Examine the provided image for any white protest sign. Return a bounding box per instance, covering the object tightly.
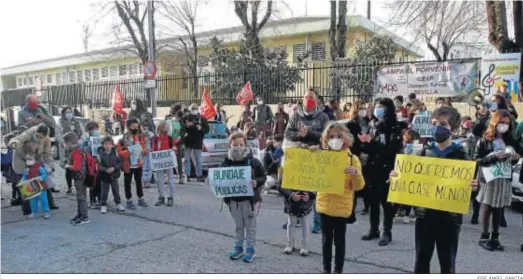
[90,137,103,158]
[481,161,512,184]
[412,113,433,138]
[149,150,177,171]
[208,166,254,198]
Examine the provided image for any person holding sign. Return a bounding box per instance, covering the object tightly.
[390,106,479,274]
[21,155,50,219]
[474,109,522,252]
[316,123,365,274]
[117,118,149,209]
[151,121,177,207]
[220,132,266,263]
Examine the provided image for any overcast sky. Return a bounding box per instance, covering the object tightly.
[0,0,403,69]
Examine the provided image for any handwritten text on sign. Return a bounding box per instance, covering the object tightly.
[208,166,254,198]
[412,114,433,138]
[482,161,512,184]
[149,150,177,171]
[282,148,346,194]
[388,154,476,214]
[90,137,103,158]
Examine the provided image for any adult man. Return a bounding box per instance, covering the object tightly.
[181,104,209,182]
[252,96,274,138]
[273,102,289,136]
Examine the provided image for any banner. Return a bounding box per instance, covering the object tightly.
[481,161,512,184]
[282,148,346,194]
[236,81,254,105]
[128,144,143,166]
[480,53,522,103]
[208,166,254,198]
[149,150,177,171]
[411,113,432,138]
[200,88,217,120]
[90,137,103,158]
[388,154,477,214]
[375,61,479,99]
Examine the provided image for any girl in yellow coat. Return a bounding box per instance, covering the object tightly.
[316,122,365,274]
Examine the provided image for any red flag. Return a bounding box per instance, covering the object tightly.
[112,84,127,121]
[200,88,217,120]
[235,81,254,105]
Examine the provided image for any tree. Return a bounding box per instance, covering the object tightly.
[233,1,273,62]
[333,36,396,101]
[386,1,486,61]
[328,0,348,97]
[81,23,93,53]
[209,37,308,104]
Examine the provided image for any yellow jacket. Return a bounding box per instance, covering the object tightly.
[316,149,365,218]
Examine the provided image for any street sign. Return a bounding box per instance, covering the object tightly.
[143,61,157,79]
[144,79,156,89]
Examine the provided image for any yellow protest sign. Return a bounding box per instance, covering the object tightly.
[388,154,477,214]
[282,147,346,194]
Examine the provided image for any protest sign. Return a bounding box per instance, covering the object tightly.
[90,137,103,158]
[282,147,346,194]
[481,161,512,183]
[128,144,143,166]
[388,154,476,214]
[208,166,254,198]
[412,113,433,138]
[149,150,177,171]
[375,61,478,100]
[480,53,521,103]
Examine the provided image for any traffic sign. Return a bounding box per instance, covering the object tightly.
[143,61,157,79]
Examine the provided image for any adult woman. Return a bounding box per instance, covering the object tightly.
[128,99,155,133]
[359,98,403,246]
[474,110,522,251]
[214,103,227,123]
[342,103,352,119]
[60,107,82,194]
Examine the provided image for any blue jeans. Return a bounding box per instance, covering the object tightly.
[184,148,202,177]
[30,190,49,214]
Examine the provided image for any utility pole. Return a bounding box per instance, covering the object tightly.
[147,0,157,117]
[367,0,371,20]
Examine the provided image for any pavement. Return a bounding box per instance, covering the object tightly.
[2,166,523,274]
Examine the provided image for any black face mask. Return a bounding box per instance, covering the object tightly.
[130,129,138,135]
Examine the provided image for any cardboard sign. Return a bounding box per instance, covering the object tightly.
[149,150,177,171]
[412,114,433,138]
[388,154,477,214]
[208,166,254,198]
[282,147,346,194]
[128,144,143,166]
[90,137,103,158]
[482,161,512,183]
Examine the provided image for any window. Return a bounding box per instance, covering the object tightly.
[77,71,83,82]
[293,44,306,62]
[61,73,67,84]
[17,77,22,87]
[23,77,28,86]
[56,73,62,85]
[28,77,34,86]
[92,69,100,81]
[69,72,76,83]
[101,67,109,78]
[84,69,91,82]
[38,75,45,86]
[46,74,52,84]
[118,65,127,77]
[137,63,143,75]
[311,42,325,61]
[198,55,209,67]
[109,66,118,78]
[129,64,138,75]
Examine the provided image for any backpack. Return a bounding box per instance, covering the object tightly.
[81,150,99,188]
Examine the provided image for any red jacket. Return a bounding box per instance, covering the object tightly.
[117,133,147,173]
[151,135,176,152]
[396,107,409,118]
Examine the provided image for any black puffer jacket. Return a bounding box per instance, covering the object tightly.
[181,113,210,149]
[221,153,267,207]
[97,147,122,181]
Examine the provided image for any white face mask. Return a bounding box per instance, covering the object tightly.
[328,138,344,150]
[26,160,35,166]
[257,100,264,105]
[131,104,137,110]
[496,123,509,134]
[191,110,198,116]
[358,110,367,118]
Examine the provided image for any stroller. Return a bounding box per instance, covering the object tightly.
[1,130,29,213]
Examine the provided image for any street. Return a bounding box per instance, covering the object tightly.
[1,167,523,274]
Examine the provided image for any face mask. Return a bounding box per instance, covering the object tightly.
[28,102,38,110]
[230,146,247,161]
[91,130,100,137]
[328,138,344,150]
[374,107,385,119]
[31,135,40,143]
[257,100,264,105]
[496,123,509,134]
[358,110,367,118]
[131,104,137,111]
[304,98,316,110]
[65,113,73,120]
[130,128,138,135]
[191,110,198,116]
[26,160,35,166]
[432,125,452,143]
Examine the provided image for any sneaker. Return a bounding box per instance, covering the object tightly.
[74,217,90,225]
[228,246,244,260]
[70,215,81,224]
[43,212,51,219]
[402,216,411,224]
[299,248,309,256]
[167,197,174,207]
[27,213,36,219]
[311,223,321,234]
[127,200,137,209]
[116,204,126,211]
[243,248,256,263]
[490,239,504,251]
[138,198,148,207]
[100,206,107,214]
[283,245,294,255]
[155,197,165,206]
[178,176,185,185]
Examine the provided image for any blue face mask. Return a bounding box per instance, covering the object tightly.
[91,130,100,137]
[65,113,73,120]
[374,107,385,119]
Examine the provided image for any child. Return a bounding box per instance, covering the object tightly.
[152,121,177,207]
[316,122,365,273]
[390,106,479,273]
[22,155,50,219]
[117,118,148,209]
[263,135,284,191]
[98,136,125,214]
[223,132,266,263]
[394,129,420,224]
[64,132,91,225]
[83,121,102,209]
[141,121,155,189]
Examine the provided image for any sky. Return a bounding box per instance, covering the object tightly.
[0,0,405,70]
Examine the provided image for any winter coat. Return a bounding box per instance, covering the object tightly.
[60,117,83,139]
[8,125,54,175]
[17,105,56,131]
[181,113,210,149]
[316,149,365,218]
[284,107,329,147]
[97,147,122,181]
